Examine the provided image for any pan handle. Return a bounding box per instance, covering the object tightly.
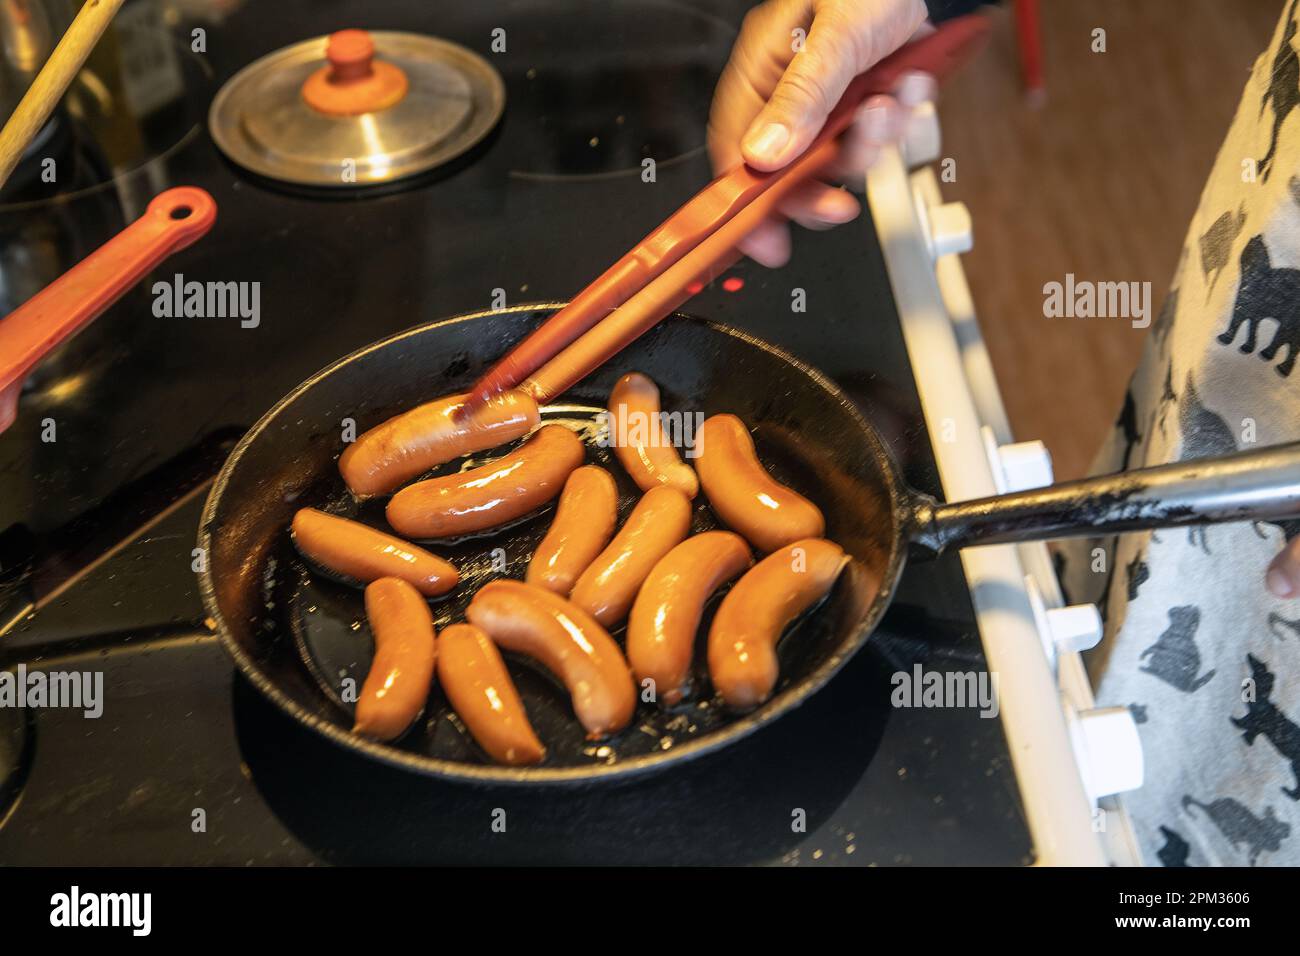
[0,186,217,433]
[910,441,1300,554]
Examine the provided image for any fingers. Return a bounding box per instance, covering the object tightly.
[740,0,928,170]
[828,70,936,184]
[1267,537,1300,599]
[781,181,860,229]
[769,66,936,235]
[738,218,793,268]
[738,182,860,268]
[708,0,810,175]
[894,68,938,110]
[709,0,931,267]
[740,12,859,169]
[825,93,899,184]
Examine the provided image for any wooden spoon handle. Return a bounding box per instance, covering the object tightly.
[0,0,128,188]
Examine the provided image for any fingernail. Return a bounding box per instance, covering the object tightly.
[859,104,890,144]
[817,189,858,220]
[744,122,790,163]
[895,70,936,108]
[1267,567,1296,599]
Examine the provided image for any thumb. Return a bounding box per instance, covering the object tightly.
[741,0,927,171]
[741,25,859,170]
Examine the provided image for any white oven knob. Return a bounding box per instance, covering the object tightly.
[997,439,1053,490]
[929,201,972,257]
[1074,706,1145,799]
[1048,603,1103,653]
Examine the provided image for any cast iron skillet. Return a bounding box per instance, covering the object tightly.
[197,304,1300,786]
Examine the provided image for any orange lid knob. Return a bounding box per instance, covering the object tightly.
[302,29,408,116]
[326,29,376,82]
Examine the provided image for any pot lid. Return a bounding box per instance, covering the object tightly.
[208,29,504,188]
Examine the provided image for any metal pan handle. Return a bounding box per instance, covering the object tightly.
[911,441,1300,554]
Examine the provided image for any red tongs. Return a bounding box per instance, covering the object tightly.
[462,14,990,414]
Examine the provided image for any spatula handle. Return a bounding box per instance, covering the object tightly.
[0,186,217,432]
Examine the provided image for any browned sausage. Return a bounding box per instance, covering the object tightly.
[437,622,545,765]
[607,372,699,498]
[695,413,824,553]
[291,507,458,597]
[569,485,692,628]
[626,531,751,706]
[708,538,847,711]
[353,577,437,741]
[465,580,635,739]
[386,424,585,539]
[526,465,618,594]
[339,390,539,497]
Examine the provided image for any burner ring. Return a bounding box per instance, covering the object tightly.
[0,703,34,831]
[502,0,737,182]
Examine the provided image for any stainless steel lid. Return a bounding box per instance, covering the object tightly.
[208,30,505,188]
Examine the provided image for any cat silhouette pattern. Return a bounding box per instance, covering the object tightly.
[1233,654,1300,800]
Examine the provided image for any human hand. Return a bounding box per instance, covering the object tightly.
[1267,536,1300,599]
[708,0,933,266]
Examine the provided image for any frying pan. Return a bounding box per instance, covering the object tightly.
[198,304,1300,786]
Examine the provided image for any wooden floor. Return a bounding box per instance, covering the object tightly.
[936,0,1280,478]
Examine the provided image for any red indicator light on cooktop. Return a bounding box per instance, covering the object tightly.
[722,276,744,293]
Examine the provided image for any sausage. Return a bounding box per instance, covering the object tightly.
[695,413,825,553]
[607,372,699,498]
[353,577,437,741]
[466,580,635,739]
[626,531,751,706]
[569,485,692,628]
[708,538,847,711]
[386,424,585,539]
[339,390,539,497]
[437,623,545,766]
[291,507,459,597]
[526,465,618,594]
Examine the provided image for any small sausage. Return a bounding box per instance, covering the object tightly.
[708,538,847,711]
[339,390,539,497]
[353,578,437,741]
[526,465,618,594]
[569,485,692,628]
[607,372,699,498]
[695,413,825,553]
[627,531,752,706]
[437,623,545,766]
[291,507,458,597]
[387,424,585,539]
[466,580,635,739]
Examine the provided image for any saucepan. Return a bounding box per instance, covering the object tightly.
[196,304,1300,785]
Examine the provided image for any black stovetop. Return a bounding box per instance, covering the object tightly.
[0,0,1031,865]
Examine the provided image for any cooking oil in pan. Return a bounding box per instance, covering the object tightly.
[271,401,841,769]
